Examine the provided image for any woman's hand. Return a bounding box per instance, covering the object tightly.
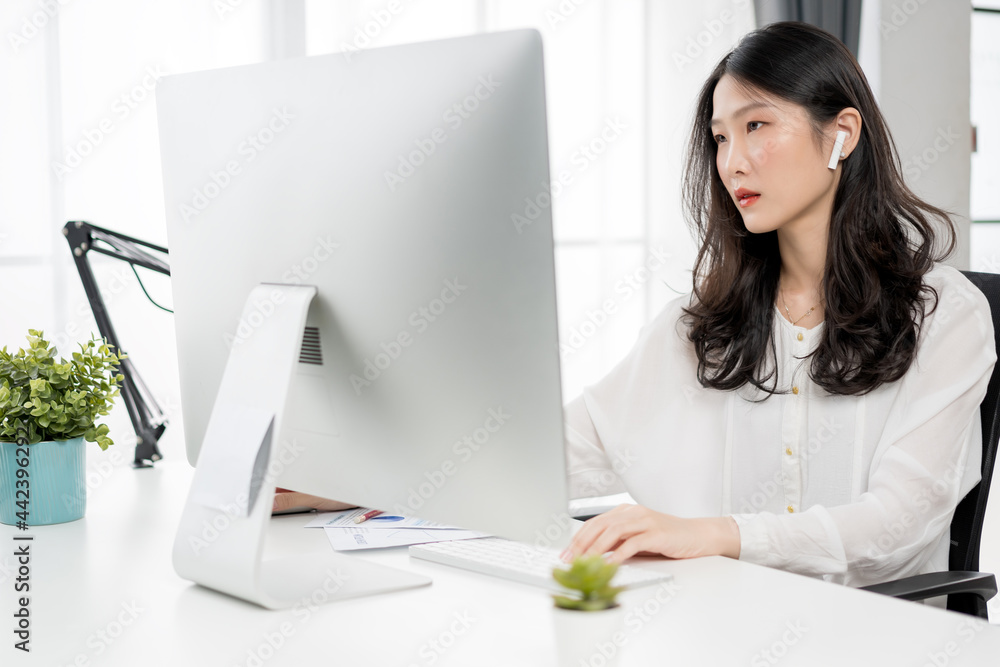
[560,504,741,564]
[272,487,359,513]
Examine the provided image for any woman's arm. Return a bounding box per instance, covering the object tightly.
[564,394,628,500]
[562,296,694,501]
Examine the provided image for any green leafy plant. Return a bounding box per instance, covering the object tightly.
[552,554,624,611]
[0,330,125,450]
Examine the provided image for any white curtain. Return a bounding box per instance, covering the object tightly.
[0,0,755,457]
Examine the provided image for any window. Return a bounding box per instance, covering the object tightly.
[970,2,1000,271]
[1,0,754,443]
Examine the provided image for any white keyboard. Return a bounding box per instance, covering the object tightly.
[408,537,673,591]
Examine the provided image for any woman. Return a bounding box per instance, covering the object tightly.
[276,21,995,589]
[559,21,995,589]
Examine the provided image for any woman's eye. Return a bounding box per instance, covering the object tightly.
[713,122,762,143]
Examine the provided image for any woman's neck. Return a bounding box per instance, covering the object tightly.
[776,221,827,324]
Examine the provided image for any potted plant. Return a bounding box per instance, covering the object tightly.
[551,554,627,667]
[0,329,123,526]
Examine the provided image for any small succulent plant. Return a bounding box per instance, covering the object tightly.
[552,554,624,611]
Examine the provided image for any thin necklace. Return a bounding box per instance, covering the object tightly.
[780,290,820,326]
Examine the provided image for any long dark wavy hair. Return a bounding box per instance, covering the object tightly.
[681,21,956,398]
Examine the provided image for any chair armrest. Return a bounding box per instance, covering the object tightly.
[859,571,997,603]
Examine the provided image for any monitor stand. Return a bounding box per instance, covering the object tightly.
[172,284,431,609]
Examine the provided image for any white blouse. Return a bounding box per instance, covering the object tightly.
[564,263,996,588]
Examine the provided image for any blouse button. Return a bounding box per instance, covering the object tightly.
[792,386,799,395]
[787,505,794,513]
[796,332,804,341]
[785,447,793,456]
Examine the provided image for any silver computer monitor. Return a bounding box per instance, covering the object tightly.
[157,29,570,605]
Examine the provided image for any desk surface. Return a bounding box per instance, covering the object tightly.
[2,456,999,667]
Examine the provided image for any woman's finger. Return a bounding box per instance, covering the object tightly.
[606,534,653,564]
[562,504,638,561]
[581,519,647,559]
[563,514,614,560]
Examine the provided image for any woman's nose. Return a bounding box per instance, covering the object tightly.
[722,137,751,177]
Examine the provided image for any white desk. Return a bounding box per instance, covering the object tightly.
[2,455,999,667]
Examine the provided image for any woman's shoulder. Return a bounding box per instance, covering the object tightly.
[923,262,975,290]
[922,262,995,301]
[601,293,696,373]
[645,292,695,340]
[921,263,992,321]
[918,262,995,358]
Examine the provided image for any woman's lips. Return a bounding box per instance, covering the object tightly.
[734,187,760,208]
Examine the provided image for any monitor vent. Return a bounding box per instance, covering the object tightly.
[299,326,323,365]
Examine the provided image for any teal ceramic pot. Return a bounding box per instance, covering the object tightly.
[0,437,86,525]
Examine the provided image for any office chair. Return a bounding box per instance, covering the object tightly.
[859,270,1000,619]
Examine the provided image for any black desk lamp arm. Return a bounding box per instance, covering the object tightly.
[62,220,169,467]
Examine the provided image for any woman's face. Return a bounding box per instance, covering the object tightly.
[711,74,840,236]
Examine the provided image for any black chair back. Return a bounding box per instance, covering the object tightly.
[951,272,1000,582]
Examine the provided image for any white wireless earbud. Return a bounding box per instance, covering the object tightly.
[828,130,847,170]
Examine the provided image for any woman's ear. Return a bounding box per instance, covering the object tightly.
[832,108,862,162]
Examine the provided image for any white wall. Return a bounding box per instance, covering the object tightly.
[859,0,972,268]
